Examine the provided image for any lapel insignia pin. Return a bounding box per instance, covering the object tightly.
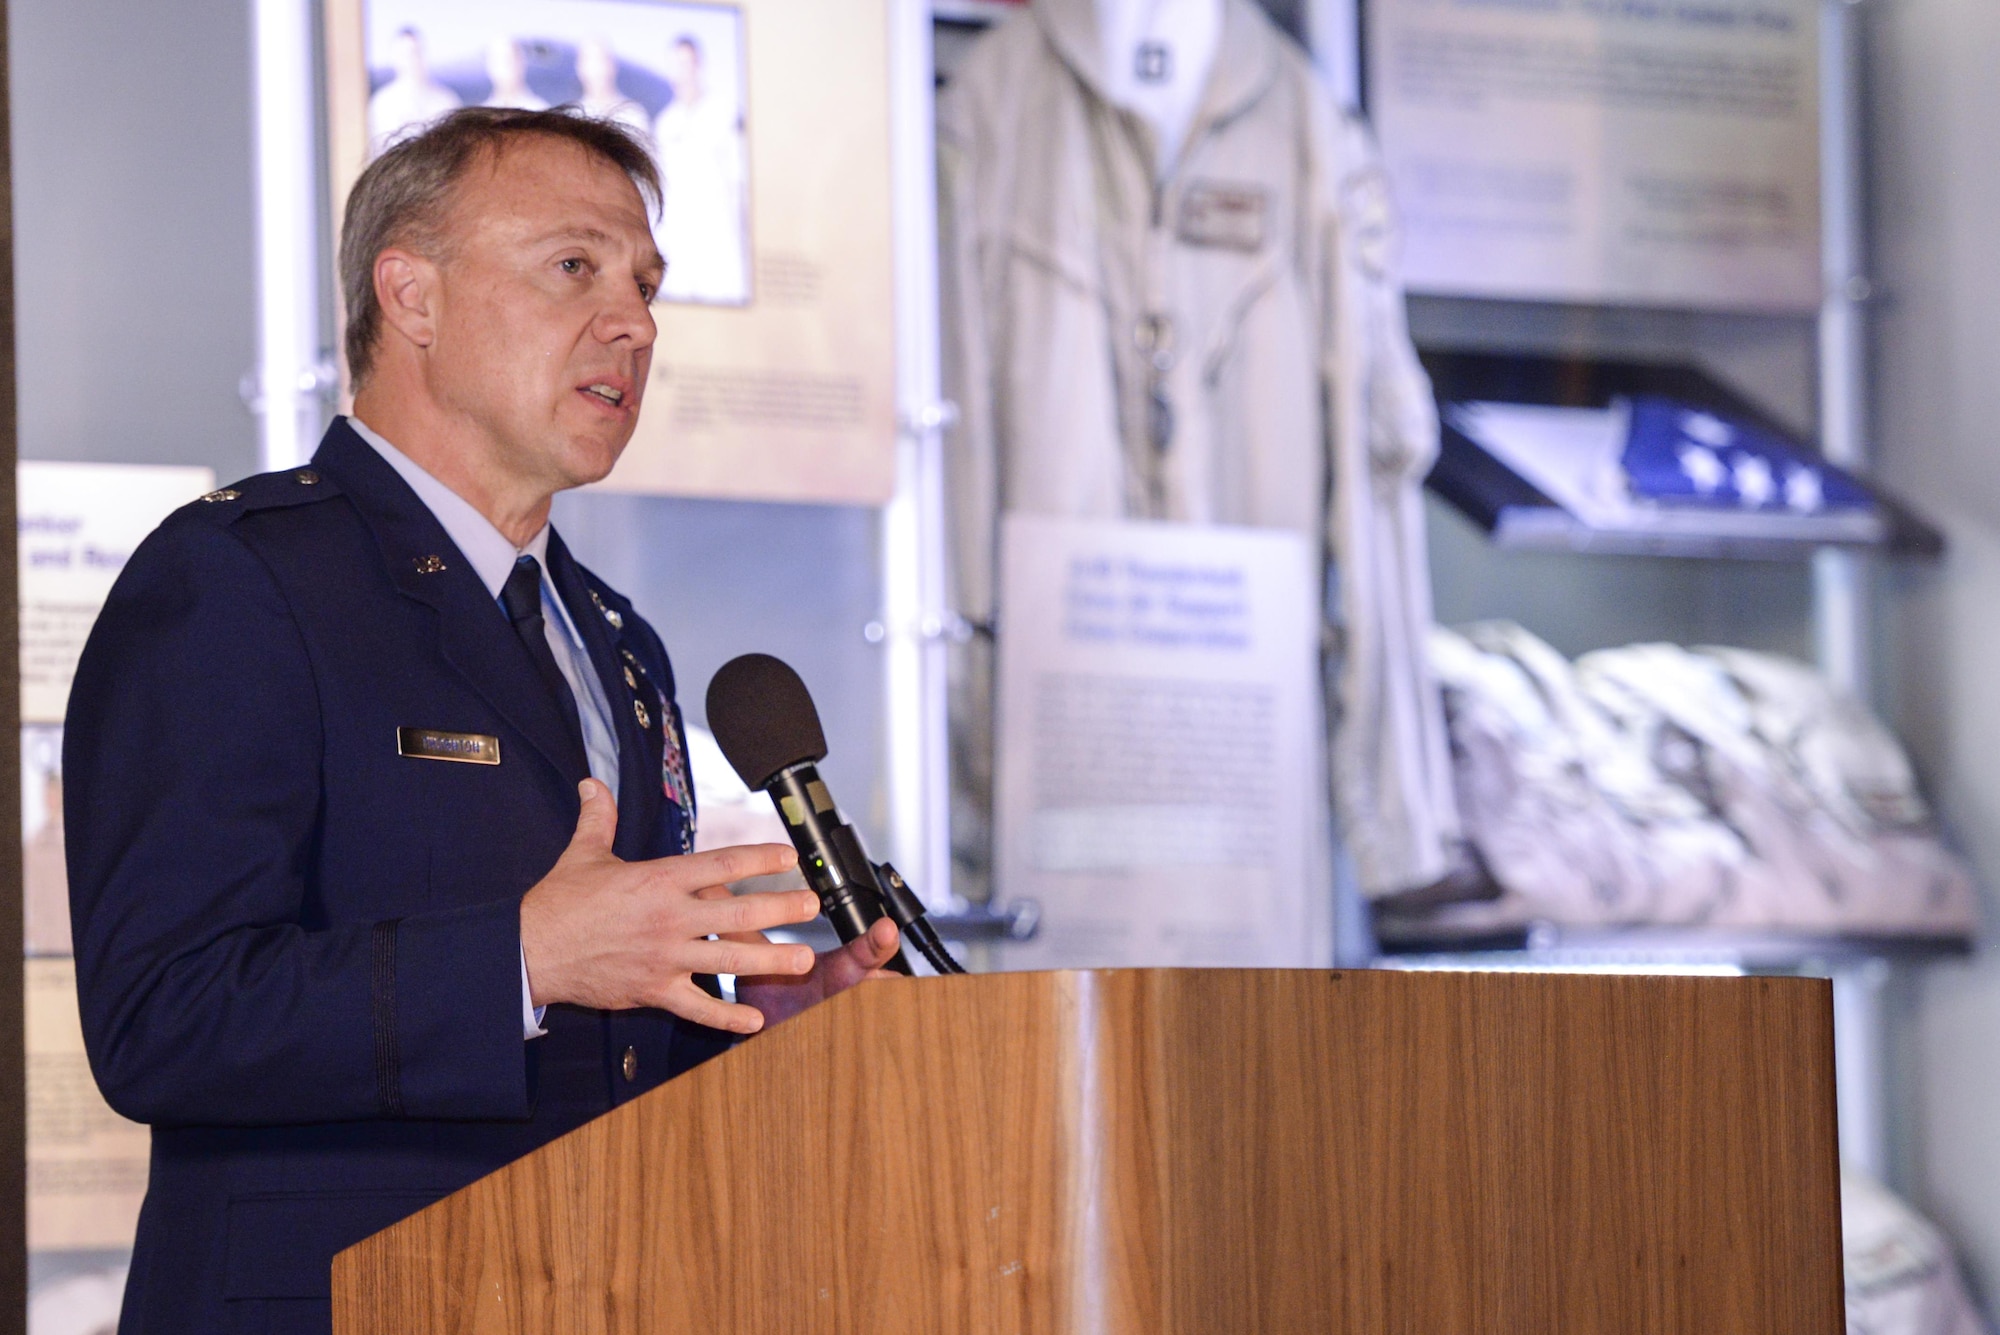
[623,665,639,691]
[295,469,320,485]
[633,699,652,730]
[199,488,241,503]
[588,588,624,630]
[413,554,447,574]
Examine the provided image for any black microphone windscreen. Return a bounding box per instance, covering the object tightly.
[705,653,828,790]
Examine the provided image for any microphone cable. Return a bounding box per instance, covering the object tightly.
[869,862,967,976]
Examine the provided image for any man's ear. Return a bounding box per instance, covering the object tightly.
[373,248,440,353]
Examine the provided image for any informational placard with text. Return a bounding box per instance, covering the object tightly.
[992,515,1328,970]
[1367,0,1821,312]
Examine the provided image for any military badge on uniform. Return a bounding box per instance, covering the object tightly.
[660,698,694,816]
[1178,181,1270,253]
[587,587,624,630]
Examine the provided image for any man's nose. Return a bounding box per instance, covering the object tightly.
[595,283,658,347]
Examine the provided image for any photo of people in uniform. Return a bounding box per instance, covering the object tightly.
[365,0,752,305]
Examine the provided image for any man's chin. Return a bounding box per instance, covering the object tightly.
[553,428,636,491]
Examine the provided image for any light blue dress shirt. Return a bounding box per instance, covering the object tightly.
[350,416,619,1039]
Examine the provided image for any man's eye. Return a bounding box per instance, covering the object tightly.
[559,258,585,275]
[638,282,656,302]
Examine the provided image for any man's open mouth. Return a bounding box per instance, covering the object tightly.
[582,383,625,405]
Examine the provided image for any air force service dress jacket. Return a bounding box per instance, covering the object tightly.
[64,419,725,1334]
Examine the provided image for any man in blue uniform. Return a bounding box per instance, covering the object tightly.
[63,107,899,1334]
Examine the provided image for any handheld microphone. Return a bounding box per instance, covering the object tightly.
[705,653,963,976]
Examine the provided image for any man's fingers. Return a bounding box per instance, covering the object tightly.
[700,888,821,937]
[567,778,618,856]
[857,916,900,968]
[662,978,767,1035]
[654,842,798,890]
[689,938,814,979]
[816,918,901,994]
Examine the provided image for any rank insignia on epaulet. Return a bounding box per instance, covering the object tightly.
[190,465,340,519]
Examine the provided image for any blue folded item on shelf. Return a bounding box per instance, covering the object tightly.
[1622,396,1875,514]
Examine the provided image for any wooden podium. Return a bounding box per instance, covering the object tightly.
[332,969,1844,1332]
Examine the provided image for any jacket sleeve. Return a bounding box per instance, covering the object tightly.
[1317,109,1464,897]
[64,513,529,1127]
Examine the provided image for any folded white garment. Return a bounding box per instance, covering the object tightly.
[1417,624,1977,935]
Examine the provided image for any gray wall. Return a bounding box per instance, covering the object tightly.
[551,491,890,844]
[9,0,259,481]
[1867,0,2000,1306]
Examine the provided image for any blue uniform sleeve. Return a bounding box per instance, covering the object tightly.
[64,514,530,1126]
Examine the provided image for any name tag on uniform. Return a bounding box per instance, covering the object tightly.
[397,728,501,765]
[1178,182,1270,253]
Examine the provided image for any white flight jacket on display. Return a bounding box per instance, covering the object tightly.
[938,0,1460,899]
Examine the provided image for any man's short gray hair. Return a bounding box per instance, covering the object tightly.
[338,107,661,387]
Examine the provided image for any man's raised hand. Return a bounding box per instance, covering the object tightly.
[518,778,821,1033]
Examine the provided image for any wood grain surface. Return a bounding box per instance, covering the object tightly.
[332,969,1844,1333]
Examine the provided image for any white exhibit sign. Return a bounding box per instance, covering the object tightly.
[20,461,212,957]
[1367,0,1821,312]
[17,462,210,1284]
[27,957,150,1254]
[19,461,215,728]
[992,515,1327,969]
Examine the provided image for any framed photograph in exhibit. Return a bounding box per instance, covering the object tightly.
[326,0,898,504]
[1363,0,1822,313]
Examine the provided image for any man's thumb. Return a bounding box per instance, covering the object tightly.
[570,779,617,852]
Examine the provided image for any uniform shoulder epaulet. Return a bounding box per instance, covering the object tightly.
[181,466,343,523]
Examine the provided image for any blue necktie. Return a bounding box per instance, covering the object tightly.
[500,554,587,775]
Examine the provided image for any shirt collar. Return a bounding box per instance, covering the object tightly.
[346,415,551,602]
[1034,0,1279,142]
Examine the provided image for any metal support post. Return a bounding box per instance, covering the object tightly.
[250,0,332,472]
[884,0,957,910]
[1814,0,1870,700]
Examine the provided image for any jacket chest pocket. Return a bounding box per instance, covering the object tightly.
[363,725,571,909]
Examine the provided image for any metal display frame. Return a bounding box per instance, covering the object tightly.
[1335,0,1921,1185]
[0,6,26,1328]
[882,0,958,908]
